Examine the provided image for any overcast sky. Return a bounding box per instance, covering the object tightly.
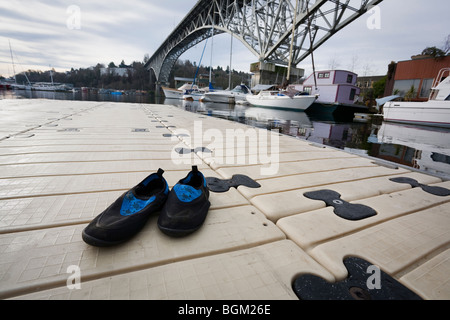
[1,0,449,80]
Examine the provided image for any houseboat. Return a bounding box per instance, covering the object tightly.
[297,70,368,120]
[299,70,361,106]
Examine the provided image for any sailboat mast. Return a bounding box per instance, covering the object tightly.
[306,6,318,91]
[229,32,233,89]
[9,40,17,84]
[49,66,54,86]
[192,38,209,89]
[209,15,214,88]
[287,0,299,84]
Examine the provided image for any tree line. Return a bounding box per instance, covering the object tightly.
[9,57,252,92]
[13,59,150,91]
[170,59,252,89]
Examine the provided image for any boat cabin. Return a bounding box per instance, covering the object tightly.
[429,68,450,101]
[301,70,360,105]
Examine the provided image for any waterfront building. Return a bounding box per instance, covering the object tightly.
[384,55,450,101]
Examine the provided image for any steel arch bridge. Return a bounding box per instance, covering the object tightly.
[145,0,384,85]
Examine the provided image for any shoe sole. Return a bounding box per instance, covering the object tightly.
[158,201,211,237]
[82,230,129,247]
[157,224,202,237]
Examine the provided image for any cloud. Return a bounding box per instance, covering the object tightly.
[0,0,191,76]
[297,0,450,77]
[1,0,449,80]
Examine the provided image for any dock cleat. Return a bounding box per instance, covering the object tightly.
[82,168,169,247]
[158,166,210,237]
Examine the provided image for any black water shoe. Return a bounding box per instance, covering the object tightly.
[158,166,210,237]
[82,169,169,246]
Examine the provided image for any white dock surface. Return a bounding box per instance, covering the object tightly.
[0,99,449,300]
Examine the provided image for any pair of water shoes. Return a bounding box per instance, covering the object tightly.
[82,166,210,247]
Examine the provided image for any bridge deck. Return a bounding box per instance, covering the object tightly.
[0,99,449,300]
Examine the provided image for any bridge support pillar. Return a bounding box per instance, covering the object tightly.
[250,62,304,87]
[148,70,163,96]
[155,82,163,97]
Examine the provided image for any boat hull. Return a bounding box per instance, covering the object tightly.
[246,94,317,111]
[201,92,235,104]
[201,92,250,104]
[201,85,252,104]
[162,87,183,99]
[183,92,205,101]
[383,100,450,128]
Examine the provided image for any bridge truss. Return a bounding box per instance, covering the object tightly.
[146,0,384,85]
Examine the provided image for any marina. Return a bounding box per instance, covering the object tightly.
[3,89,450,181]
[1,0,450,303]
[0,97,449,300]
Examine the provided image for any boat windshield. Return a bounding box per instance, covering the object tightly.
[232,85,250,94]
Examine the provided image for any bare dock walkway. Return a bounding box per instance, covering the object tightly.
[0,99,449,300]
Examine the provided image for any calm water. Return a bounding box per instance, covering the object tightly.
[2,89,450,180]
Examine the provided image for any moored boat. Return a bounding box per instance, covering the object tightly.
[0,82,11,90]
[162,86,183,99]
[200,84,253,104]
[32,82,70,92]
[162,83,201,100]
[182,87,208,101]
[300,69,360,105]
[383,68,450,128]
[246,89,318,111]
[245,0,318,112]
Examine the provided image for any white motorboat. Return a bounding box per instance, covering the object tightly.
[183,88,208,101]
[245,0,318,111]
[246,90,318,111]
[162,83,200,100]
[32,82,69,91]
[31,67,71,92]
[162,86,184,99]
[383,68,450,128]
[200,84,253,104]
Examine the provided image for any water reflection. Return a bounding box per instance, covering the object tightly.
[3,89,156,104]
[176,99,450,180]
[376,123,450,179]
[3,89,450,179]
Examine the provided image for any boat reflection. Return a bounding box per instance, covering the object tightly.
[4,90,448,179]
[172,99,450,179]
[376,122,450,179]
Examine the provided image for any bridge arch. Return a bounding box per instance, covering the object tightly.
[145,0,385,86]
[148,26,259,86]
[149,27,214,86]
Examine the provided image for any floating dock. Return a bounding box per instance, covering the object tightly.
[0,99,449,300]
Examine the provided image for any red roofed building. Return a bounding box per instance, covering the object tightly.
[384,55,450,101]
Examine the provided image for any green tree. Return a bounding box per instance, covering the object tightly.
[372,76,386,98]
[119,60,127,68]
[421,46,447,58]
